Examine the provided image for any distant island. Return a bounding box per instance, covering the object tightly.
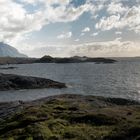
[37,55,117,64]
[0,56,117,65]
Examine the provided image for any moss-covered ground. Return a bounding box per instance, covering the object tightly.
[0,94,139,140]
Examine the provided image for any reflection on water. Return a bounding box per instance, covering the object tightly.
[0,59,140,102]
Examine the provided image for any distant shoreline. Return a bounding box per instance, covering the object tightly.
[0,56,117,65]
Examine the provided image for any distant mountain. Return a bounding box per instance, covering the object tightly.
[0,42,27,57]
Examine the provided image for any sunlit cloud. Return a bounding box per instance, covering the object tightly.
[0,0,139,57]
[57,32,72,39]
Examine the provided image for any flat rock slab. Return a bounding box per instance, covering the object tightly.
[0,73,66,91]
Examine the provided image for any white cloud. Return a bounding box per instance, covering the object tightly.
[80,33,85,36]
[82,27,90,32]
[126,6,140,33]
[0,0,47,45]
[20,0,36,4]
[95,15,122,31]
[91,32,99,36]
[96,5,140,33]
[75,38,79,42]
[21,0,71,5]
[115,31,122,35]
[0,0,139,54]
[57,32,72,39]
[22,39,140,58]
[114,37,122,41]
[107,2,128,15]
[70,39,140,57]
[47,3,95,23]
[0,0,96,44]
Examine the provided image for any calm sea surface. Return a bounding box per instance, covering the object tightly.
[0,58,140,102]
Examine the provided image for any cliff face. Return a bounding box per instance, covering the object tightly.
[0,42,27,57]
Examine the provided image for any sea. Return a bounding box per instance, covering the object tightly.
[0,57,140,102]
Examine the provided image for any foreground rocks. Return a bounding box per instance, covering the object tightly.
[0,73,66,91]
[0,94,139,140]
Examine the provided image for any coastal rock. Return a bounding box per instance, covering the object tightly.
[0,73,66,91]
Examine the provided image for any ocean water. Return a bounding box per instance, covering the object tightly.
[0,58,140,102]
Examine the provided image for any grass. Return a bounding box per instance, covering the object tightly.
[0,94,139,140]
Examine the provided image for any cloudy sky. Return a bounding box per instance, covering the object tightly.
[0,0,140,57]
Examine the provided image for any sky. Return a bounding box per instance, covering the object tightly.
[0,0,140,57]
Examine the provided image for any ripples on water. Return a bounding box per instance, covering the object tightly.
[0,58,140,102]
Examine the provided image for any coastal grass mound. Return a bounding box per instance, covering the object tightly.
[0,94,139,140]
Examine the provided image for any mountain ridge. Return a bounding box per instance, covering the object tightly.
[0,42,27,57]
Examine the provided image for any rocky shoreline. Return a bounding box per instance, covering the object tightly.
[0,73,66,91]
[0,94,139,140]
[0,67,140,139]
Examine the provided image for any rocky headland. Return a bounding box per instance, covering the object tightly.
[0,73,66,91]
